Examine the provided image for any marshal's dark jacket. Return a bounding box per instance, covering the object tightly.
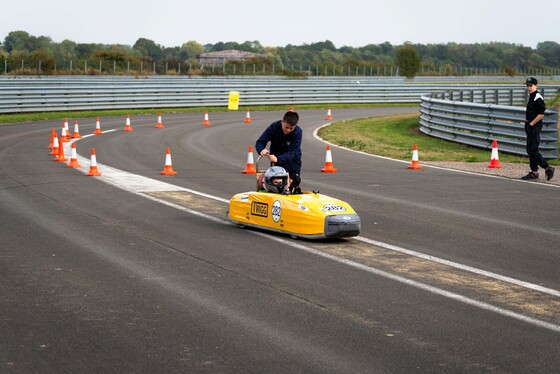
[525,90,546,129]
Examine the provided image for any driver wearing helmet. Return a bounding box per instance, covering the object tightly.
[258,166,289,194]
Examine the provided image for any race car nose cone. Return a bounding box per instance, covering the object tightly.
[324,214,361,238]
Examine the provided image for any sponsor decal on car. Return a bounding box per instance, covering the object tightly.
[321,203,346,213]
[251,202,268,217]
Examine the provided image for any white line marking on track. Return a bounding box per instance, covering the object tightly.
[281,237,560,334]
[355,236,560,298]
[66,136,560,334]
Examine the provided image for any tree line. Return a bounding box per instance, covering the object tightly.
[1,30,559,77]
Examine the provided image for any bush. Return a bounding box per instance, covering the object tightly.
[395,45,421,78]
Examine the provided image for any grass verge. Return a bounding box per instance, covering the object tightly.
[318,113,557,165]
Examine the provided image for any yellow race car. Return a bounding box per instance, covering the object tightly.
[228,165,361,239]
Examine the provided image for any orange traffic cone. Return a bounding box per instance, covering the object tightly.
[407,144,423,170]
[289,105,294,112]
[66,142,81,168]
[50,135,59,156]
[86,148,101,176]
[244,109,252,123]
[93,117,103,135]
[160,148,177,176]
[488,139,502,168]
[242,146,256,174]
[321,145,338,173]
[63,118,72,138]
[72,120,82,138]
[202,111,211,126]
[123,114,133,131]
[155,112,164,128]
[54,137,68,162]
[60,124,70,143]
[325,107,333,120]
[48,127,56,148]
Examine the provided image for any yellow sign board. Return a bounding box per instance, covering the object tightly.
[228,91,240,110]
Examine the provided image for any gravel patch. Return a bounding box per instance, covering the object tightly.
[422,161,559,186]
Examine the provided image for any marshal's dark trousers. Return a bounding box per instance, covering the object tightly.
[525,123,549,172]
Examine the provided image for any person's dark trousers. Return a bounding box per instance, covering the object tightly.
[525,123,549,171]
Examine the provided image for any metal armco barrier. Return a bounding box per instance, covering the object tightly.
[1,75,559,114]
[2,76,559,159]
[419,95,559,159]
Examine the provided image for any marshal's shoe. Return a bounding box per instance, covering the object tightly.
[521,171,539,180]
[545,166,555,181]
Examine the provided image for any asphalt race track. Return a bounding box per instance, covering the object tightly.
[1,108,559,373]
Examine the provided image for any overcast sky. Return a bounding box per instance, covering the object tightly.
[2,0,558,49]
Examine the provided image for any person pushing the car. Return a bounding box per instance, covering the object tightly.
[255,111,303,193]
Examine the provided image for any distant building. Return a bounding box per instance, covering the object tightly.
[199,49,267,65]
